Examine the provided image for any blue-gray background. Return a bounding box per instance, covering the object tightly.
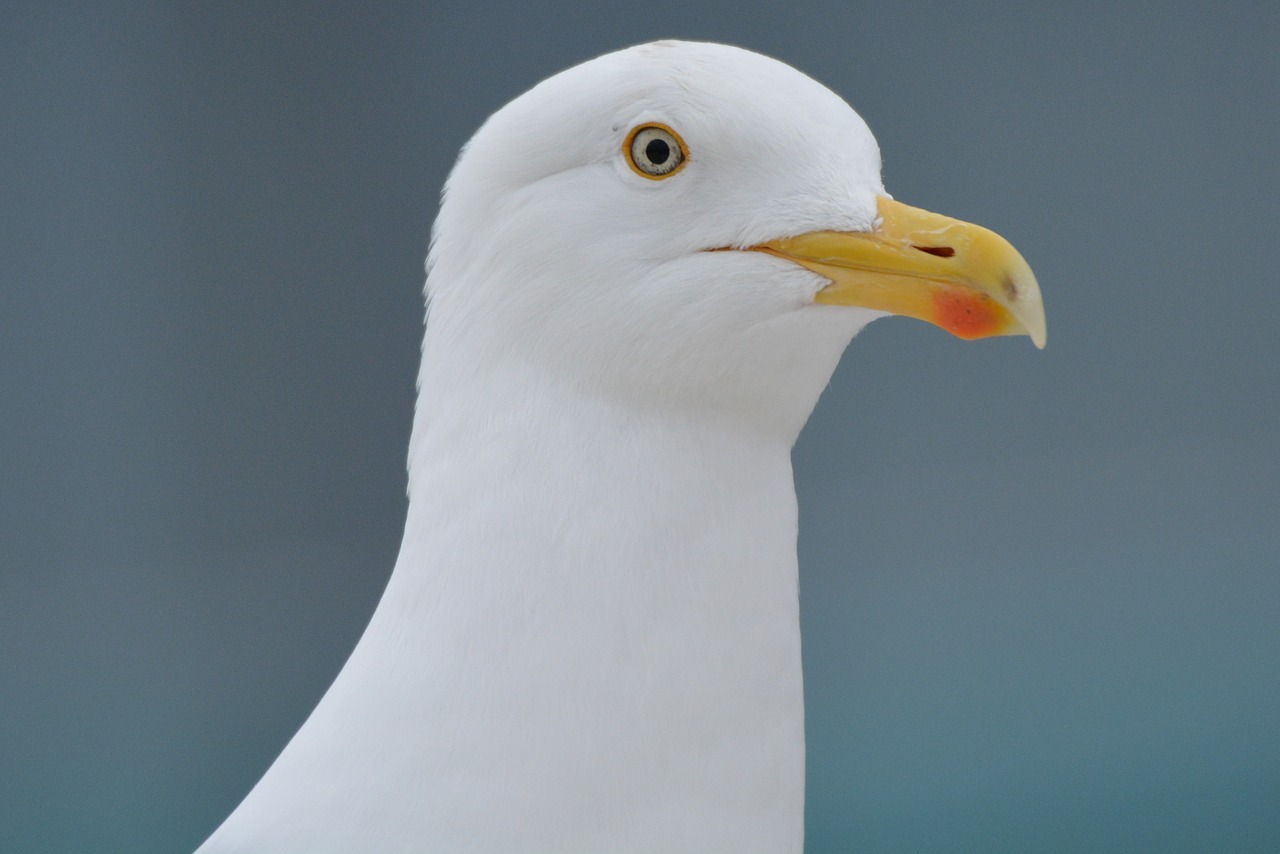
[2,2,1277,852]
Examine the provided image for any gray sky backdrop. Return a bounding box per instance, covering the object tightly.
[2,2,1277,852]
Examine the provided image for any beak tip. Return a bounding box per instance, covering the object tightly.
[1021,309,1047,349]
[1005,268,1046,350]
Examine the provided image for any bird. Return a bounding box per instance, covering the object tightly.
[196,40,1045,854]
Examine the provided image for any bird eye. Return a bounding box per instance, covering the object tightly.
[624,123,688,179]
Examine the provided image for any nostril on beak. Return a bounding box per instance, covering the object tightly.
[912,245,955,258]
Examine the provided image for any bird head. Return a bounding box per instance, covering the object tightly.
[425,41,1044,440]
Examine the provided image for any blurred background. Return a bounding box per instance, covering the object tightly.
[2,2,1277,852]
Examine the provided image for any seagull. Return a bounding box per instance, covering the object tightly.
[196,40,1045,854]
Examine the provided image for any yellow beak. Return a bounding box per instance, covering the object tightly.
[755,196,1046,348]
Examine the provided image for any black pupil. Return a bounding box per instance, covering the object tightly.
[644,137,671,165]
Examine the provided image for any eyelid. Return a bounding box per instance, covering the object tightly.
[623,122,689,180]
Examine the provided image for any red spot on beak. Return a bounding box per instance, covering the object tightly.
[932,289,1004,340]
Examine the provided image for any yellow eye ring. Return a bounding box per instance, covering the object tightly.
[623,123,689,180]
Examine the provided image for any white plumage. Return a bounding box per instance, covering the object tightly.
[198,40,1042,854]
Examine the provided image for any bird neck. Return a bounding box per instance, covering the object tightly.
[380,356,809,851]
[203,354,810,854]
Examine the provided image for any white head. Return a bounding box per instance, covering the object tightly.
[423,40,1042,442]
[423,42,883,440]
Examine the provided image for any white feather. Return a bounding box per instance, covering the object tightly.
[198,40,886,854]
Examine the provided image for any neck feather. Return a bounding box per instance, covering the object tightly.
[203,351,808,854]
